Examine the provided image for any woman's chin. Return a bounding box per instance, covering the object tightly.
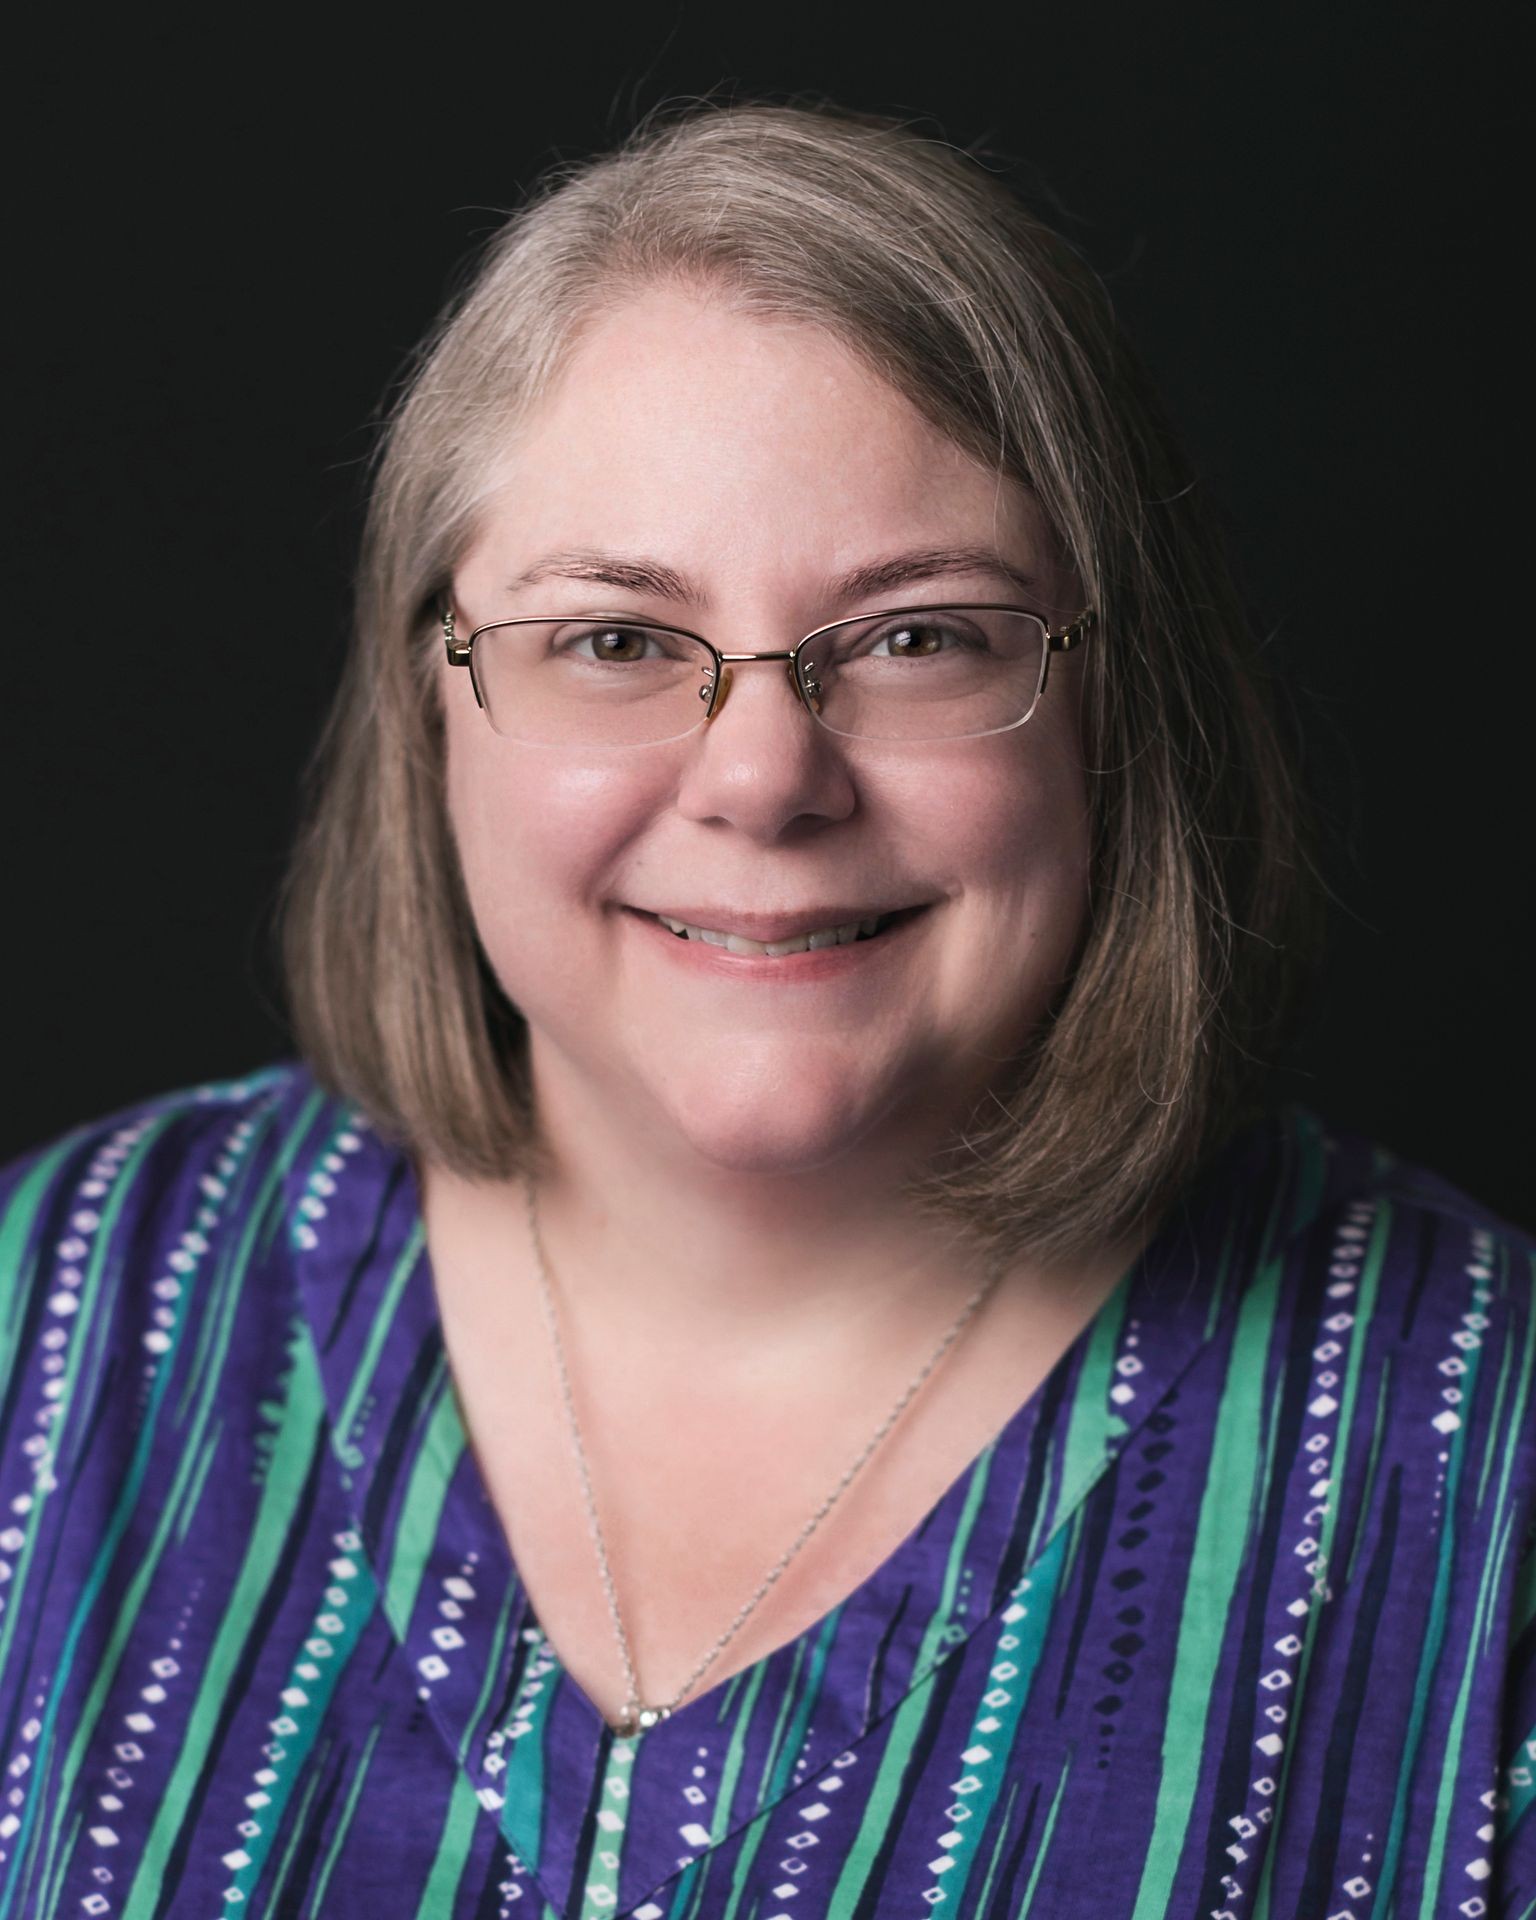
[651,1062,910,1180]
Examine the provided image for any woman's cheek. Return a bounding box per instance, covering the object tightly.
[447,729,666,936]
[870,726,1086,882]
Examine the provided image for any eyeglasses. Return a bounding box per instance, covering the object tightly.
[441,600,1094,747]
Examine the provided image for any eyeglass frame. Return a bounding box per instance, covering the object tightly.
[440,597,1095,744]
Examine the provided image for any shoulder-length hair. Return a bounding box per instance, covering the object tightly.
[275,98,1316,1265]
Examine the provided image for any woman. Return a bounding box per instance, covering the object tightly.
[1,101,1530,1919]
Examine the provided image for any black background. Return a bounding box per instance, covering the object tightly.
[6,5,1529,1226]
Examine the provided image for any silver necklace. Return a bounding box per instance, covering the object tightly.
[523,1176,1005,1740]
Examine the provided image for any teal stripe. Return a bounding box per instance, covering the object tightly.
[1253,1199,1393,1919]
[752,1605,841,1803]
[703,1611,842,1920]
[712,1665,775,1919]
[0,1134,80,1373]
[496,1634,559,1869]
[22,1104,301,1918]
[460,1576,522,1764]
[302,1721,384,1920]
[258,1758,329,1920]
[32,1809,82,1920]
[1417,1491,1512,1913]
[1131,1252,1284,1920]
[174,1098,312,1427]
[336,1220,424,1468]
[712,1654,769,1841]
[225,1551,377,1908]
[1053,1267,1132,1535]
[696,1597,867,1919]
[0,1118,173,1699]
[0,1119,209,1920]
[1014,1748,1074,1917]
[1342,1357,1393,1589]
[577,1739,634,1914]
[175,1419,224,1547]
[1413,1248,1536,1913]
[970,1777,1023,1915]
[922,1526,1069,1912]
[1371,1241,1484,1918]
[380,1364,465,1633]
[414,1770,485,1920]
[1504,1720,1536,1840]
[118,1323,327,1920]
[825,1447,999,1917]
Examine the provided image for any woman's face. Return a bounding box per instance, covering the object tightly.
[444,284,1091,1179]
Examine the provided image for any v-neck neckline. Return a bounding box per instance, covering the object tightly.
[279,1062,1301,1917]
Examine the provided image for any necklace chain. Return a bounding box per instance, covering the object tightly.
[523,1177,1004,1740]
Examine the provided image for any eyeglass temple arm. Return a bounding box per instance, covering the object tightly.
[442,605,473,668]
[1046,609,1095,653]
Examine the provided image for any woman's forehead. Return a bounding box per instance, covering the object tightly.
[463,291,1051,606]
[487,285,1032,520]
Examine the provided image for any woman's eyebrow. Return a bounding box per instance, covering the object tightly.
[504,544,1037,607]
[507,551,702,604]
[833,546,1038,602]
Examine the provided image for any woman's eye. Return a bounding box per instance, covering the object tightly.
[870,622,963,657]
[568,626,655,663]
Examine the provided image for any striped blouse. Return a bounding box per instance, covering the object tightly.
[0,1061,1531,1919]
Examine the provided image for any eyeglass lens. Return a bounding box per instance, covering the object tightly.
[470,607,1050,745]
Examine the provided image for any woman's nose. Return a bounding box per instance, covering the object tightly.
[672,656,857,841]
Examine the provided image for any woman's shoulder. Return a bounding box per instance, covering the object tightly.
[1180,1106,1534,1462]
[1250,1109,1536,1539]
[0,1060,344,1345]
[1261,1106,1532,1343]
[2,1058,305,1209]
[1250,1103,1532,1274]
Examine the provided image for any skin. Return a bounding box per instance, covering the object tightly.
[420,282,1130,1726]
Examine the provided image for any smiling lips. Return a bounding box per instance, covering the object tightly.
[632,904,924,958]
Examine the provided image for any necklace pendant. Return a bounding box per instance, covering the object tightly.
[615,1702,672,1738]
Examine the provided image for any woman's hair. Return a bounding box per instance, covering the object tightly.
[275,96,1316,1264]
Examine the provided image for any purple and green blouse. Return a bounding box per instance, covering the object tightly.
[0,1061,1531,1917]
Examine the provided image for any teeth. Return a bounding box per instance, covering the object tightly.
[656,913,889,955]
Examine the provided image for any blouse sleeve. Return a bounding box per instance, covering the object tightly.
[1500,1492,1536,1909]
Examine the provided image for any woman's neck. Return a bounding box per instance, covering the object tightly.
[522,1041,1008,1366]
[416,1042,1148,1409]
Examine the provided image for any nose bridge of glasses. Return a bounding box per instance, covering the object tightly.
[705,649,818,722]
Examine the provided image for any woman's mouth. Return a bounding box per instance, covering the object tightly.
[624,904,929,969]
[649,908,914,956]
